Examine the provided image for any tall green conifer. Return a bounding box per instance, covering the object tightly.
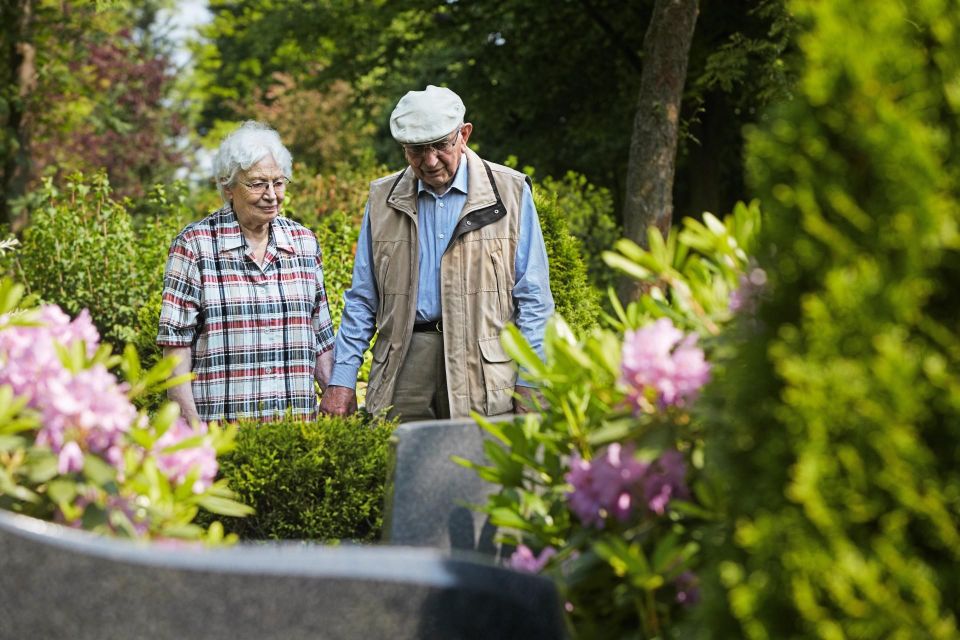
[691,1,960,637]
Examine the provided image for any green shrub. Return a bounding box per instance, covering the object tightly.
[3,173,188,364]
[539,171,620,293]
[5,173,144,348]
[535,187,602,333]
[203,413,397,542]
[690,2,960,638]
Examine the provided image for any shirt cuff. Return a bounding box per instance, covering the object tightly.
[329,364,360,389]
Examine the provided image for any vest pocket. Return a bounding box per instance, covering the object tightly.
[478,335,516,415]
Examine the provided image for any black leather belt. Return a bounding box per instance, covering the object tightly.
[412,319,443,333]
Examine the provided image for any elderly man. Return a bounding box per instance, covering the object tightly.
[320,85,553,421]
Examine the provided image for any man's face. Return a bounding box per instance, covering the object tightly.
[404,123,473,192]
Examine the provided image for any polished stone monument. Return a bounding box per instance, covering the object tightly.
[0,509,565,640]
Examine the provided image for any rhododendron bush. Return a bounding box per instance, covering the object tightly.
[0,279,252,541]
[460,201,763,638]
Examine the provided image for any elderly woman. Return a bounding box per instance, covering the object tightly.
[157,121,334,423]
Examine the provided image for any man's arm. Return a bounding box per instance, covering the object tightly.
[512,183,555,412]
[163,346,201,424]
[320,204,378,416]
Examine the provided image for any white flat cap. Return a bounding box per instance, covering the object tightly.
[390,85,466,145]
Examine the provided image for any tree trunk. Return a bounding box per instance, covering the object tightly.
[619,0,698,302]
[2,0,36,230]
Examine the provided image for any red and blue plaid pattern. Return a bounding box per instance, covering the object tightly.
[157,205,335,422]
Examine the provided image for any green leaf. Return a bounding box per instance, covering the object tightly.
[47,478,78,504]
[196,494,255,517]
[27,451,59,483]
[82,454,117,486]
[500,324,547,378]
[489,506,533,531]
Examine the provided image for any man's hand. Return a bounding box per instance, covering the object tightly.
[319,385,358,416]
[513,385,545,414]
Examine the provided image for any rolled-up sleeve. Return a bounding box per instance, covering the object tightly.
[157,234,202,347]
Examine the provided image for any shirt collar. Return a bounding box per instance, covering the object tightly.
[417,155,469,198]
[216,204,295,254]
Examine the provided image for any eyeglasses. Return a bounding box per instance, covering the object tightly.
[239,177,290,196]
[403,128,461,159]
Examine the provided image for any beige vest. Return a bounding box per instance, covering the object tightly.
[364,148,530,418]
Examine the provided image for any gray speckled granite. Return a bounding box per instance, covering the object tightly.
[382,419,504,555]
[0,509,565,640]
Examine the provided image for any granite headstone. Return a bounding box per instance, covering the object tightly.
[382,419,505,555]
[0,509,565,639]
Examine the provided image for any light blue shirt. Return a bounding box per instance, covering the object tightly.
[330,158,553,389]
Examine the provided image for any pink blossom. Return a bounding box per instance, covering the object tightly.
[566,445,690,527]
[621,318,711,411]
[35,365,136,468]
[0,305,100,405]
[58,441,85,474]
[565,443,648,528]
[153,418,218,494]
[509,544,557,573]
[643,450,689,515]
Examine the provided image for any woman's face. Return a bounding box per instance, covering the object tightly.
[224,155,286,230]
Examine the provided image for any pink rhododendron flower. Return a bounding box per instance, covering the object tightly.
[643,450,690,515]
[621,318,711,410]
[566,445,690,527]
[565,443,648,528]
[509,544,557,573]
[57,441,85,474]
[35,364,136,467]
[153,418,218,494]
[0,305,101,404]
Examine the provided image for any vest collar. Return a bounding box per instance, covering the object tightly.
[386,147,498,219]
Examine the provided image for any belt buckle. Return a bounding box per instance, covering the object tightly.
[435,320,443,333]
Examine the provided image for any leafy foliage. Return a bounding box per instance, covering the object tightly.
[3,172,186,361]
[461,202,762,638]
[200,413,397,542]
[1,1,187,222]
[689,1,960,637]
[539,171,620,294]
[0,278,251,542]
[533,187,601,333]
[193,0,794,219]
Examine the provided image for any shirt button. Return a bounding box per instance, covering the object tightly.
[438,201,445,208]
[438,233,445,239]
[265,367,274,374]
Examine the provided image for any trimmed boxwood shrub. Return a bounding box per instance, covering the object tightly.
[200,414,397,542]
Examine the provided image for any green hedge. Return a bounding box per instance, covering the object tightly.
[689,1,960,638]
[199,413,397,542]
[2,173,187,366]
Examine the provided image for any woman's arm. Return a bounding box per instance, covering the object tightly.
[163,346,201,424]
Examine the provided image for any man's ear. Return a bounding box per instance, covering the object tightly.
[460,122,474,147]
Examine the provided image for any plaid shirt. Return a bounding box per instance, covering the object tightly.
[157,205,335,422]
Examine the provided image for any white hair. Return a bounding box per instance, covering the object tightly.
[212,121,293,202]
